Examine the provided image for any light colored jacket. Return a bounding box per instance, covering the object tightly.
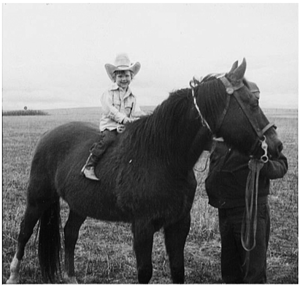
[100,83,145,131]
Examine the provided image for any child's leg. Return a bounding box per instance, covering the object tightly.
[81,130,118,180]
[90,130,117,156]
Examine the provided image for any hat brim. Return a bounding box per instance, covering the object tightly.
[105,62,141,81]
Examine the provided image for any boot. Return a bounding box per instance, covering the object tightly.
[81,153,99,181]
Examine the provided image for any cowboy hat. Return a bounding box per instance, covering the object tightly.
[105,53,141,81]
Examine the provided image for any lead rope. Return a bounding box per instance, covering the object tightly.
[241,136,268,277]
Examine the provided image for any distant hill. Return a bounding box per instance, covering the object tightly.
[264,108,297,118]
[43,106,156,116]
[42,106,297,118]
[3,106,296,119]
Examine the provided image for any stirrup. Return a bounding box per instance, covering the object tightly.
[81,153,93,173]
[82,167,99,181]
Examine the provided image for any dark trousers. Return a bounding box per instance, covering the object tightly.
[218,204,270,283]
[90,129,118,157]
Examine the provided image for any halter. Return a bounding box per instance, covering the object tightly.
[190,74,276,162]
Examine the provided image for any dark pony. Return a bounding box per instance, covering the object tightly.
[7,59,282,284]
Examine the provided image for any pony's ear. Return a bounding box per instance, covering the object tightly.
[229,60,239,74]
[227,58,247,86]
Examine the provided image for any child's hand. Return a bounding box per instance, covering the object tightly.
[122,117,132,124]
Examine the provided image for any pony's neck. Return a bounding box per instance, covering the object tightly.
[187,127,212,169]
[130,90,208,170]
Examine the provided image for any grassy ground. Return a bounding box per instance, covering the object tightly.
[2,107,298,284]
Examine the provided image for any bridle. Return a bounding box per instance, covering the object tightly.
[190,74,275,162]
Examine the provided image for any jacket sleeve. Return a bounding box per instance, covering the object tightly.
[101,90,127,123]
[260,152,288,180]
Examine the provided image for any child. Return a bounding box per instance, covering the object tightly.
[81,53,145,180]
[205,139,288,283]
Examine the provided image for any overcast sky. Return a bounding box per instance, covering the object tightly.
[2,3,298,110]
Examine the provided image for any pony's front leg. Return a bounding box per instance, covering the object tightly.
[63,210,86,284]
[164,214,191,283]
[132,221,155,283]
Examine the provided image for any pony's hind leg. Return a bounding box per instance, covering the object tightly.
[7,201,48,284]
[132,221,155,284]
[164,214,191,283]
[63,210,86,284]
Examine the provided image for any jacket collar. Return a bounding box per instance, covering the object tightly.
[110,83,134,99]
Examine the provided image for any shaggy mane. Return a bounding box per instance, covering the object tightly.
[120,88,200,163]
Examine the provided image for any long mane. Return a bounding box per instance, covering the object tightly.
[194,75,228,132]
[118,88,201,165]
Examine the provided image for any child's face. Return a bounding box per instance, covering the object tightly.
[114,71,132,90]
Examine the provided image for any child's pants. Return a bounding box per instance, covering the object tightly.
[90,129,118,157]
[218,203,270,283]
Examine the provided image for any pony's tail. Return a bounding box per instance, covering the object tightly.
[38,200,61,283]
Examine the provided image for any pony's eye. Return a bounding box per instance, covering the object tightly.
[251,99,259,109]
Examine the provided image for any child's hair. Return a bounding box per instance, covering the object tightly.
[112,70,134,81]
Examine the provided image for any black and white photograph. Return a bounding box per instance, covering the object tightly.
[2,2,298,284]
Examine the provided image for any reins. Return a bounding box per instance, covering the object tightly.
[241,135,269,276]
[241,136,269,250]
[241,159,264,251]
[190,79,212,132]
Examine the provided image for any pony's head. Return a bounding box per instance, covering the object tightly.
[193,58,283,160]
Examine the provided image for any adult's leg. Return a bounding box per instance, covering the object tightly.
[242,203,270,283]
[218,208,244,283]
[224,204,270,283]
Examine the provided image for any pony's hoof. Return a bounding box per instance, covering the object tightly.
[63,273,78,284]
[7,255,20,284]
[6,275,19,284]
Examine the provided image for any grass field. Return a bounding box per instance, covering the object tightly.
[2,107,298,284]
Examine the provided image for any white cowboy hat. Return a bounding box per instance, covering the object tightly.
[105,53,141,81]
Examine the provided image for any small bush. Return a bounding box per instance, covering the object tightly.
[2,110,49,116]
